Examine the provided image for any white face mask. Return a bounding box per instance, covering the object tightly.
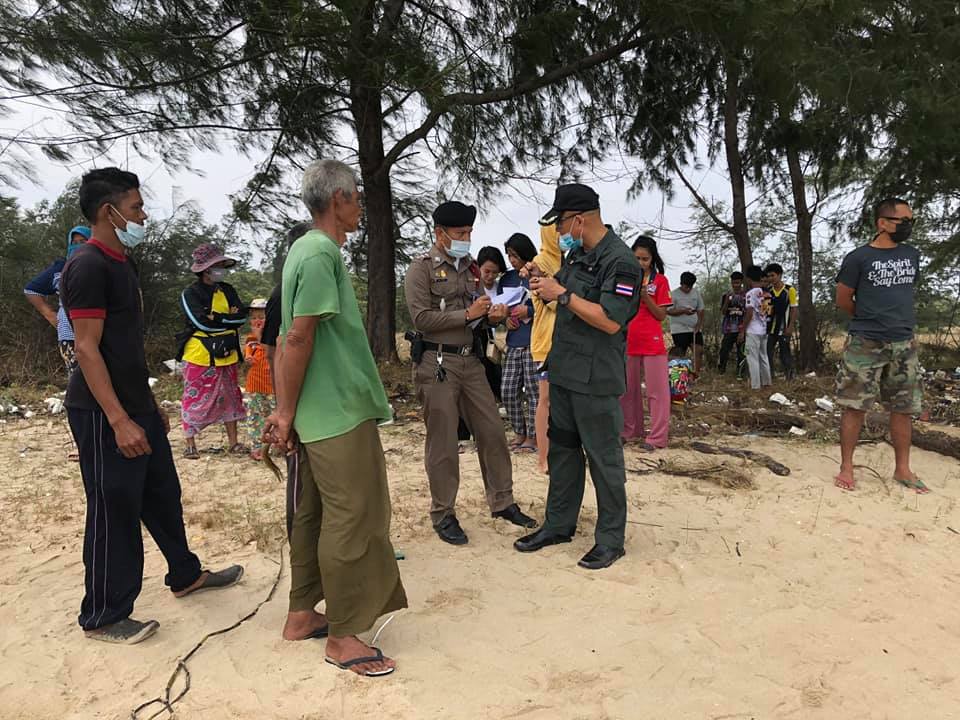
[108,204,146,248]
[442,229,471,259]
[208,267,227,282]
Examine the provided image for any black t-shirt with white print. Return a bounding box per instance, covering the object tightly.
[61,239,155,415]
[836,242,920,342]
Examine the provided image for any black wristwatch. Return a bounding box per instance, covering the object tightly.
[557,291,572,307]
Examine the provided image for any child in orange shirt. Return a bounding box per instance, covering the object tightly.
[244,299,273,460]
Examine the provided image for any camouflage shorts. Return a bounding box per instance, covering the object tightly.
[835,334,922,414]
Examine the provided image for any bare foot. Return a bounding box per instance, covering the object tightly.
[282,609,329,640]
[325,635,396,676]
[835,466,856,491]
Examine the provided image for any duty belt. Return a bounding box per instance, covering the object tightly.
[422,341,473,355]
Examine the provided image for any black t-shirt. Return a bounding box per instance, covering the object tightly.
[836,243,919,341]
[261,282,282,348]
[61,240,154,415]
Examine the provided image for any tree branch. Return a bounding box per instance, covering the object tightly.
[376,21,645,178]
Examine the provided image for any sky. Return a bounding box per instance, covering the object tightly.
[5,102,745,290]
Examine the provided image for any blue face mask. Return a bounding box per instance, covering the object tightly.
[109,205,146,249]
[442,230,471,259]
[558,233,581,252]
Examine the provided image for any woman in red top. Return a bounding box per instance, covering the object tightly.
[621,236,673,450]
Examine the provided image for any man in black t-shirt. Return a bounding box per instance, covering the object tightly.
[260,220,311,540]
[61,168,243,645]
[834,197,925,494]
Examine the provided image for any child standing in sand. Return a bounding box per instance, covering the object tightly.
[244,298,273,461]
[740,264,773,391]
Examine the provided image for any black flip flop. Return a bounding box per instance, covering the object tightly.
[302,625,329,640]
[324,646,395,677]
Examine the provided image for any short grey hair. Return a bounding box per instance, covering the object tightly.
[301,159,357,214]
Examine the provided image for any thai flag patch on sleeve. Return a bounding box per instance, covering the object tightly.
[615,281,635,297]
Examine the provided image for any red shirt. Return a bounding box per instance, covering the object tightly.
[626,273,672,356]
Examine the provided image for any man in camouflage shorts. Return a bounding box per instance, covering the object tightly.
[834,197,927,493]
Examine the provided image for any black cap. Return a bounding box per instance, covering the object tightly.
[539,183,600,226]
[433,201,477,228]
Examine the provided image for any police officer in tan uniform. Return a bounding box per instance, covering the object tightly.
[404,201,537,545]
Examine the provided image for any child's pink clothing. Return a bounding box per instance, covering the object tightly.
[620,354,670,446]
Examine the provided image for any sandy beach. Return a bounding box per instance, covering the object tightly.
[1,407,959,719]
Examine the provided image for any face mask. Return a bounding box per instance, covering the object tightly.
[208,268,227,282]
[890,219,913,243]
[442,230,471,259]
[109,205,146,248]
[67,243,84,258]
[558,233,581,252]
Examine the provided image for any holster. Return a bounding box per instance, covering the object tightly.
[405,330,425,364]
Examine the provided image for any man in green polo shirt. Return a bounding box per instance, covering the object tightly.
[514,184,641,570]
[266,158,406,678]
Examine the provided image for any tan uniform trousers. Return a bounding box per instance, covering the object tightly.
[415,350,514,525]
[288,419,408,636]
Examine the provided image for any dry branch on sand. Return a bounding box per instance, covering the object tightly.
[627,457,755,490]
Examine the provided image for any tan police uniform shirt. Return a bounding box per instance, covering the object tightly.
[404,244,481,346]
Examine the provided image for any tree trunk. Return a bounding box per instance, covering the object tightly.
[352,85,399,363]
[722,58,753,270]
[785,144,818,371]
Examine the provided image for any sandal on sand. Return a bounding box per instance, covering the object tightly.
[228,443,250,455]
[895,474,930,494]
[514,443,538,454]
[85,617,159,645]
[183,446,200,460]
[636,442,657,453]
[509,439,524,450]
[301,624,329,640]
[835,473,856,491]
[325,646,395,677]
[174,565,244,598]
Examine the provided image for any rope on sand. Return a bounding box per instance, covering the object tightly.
[130,549,285,720]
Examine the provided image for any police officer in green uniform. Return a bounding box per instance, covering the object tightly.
[514,184,640,570]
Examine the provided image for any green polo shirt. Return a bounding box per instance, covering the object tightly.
[280,229,391,443]
[549,229,641,396]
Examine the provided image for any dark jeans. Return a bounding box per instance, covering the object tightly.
[68,409,202,630]
[718,332,746,377]
[767,334,795,379]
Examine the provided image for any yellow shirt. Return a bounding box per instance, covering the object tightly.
[182,288,240,366]
[530,225,561,363]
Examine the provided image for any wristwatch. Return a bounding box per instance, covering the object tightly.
[557,291,572,307]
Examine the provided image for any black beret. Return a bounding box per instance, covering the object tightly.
[539,183,600,226]
[433,201,477,228]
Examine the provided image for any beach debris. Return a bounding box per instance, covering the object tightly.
[689,441,791,476]
[44,397,65,414]
[806,371,817,378]
[789,426,807,436]
[769,392,792,406]
[815,397,835,412]
[716,395,730,404]
[23,410,35,419]
[148,377,159,388]
[627,456,754,489]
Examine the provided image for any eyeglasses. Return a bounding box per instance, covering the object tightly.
[555,212,582,229]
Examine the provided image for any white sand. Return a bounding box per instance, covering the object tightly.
[1,413,959,719]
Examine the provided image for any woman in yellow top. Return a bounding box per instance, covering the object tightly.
[176,243,249,459]
[529,225,561,474]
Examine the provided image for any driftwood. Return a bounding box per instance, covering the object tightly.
[706,407,826,433]
[627,458,754,490]
[689,441,791,476]
[864,412,960,461]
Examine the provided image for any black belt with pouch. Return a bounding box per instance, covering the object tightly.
[422,341,473,356]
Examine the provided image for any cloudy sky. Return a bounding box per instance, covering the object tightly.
[6,100,747,290]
